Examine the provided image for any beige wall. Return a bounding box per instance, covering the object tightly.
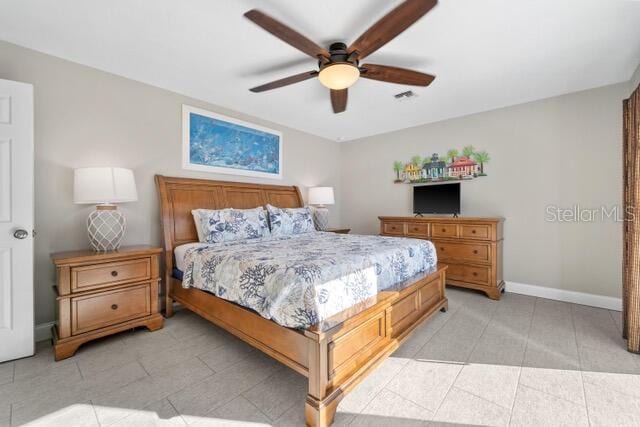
[0,41,342,325]
[341,83,629,299]
[631,61,640,93]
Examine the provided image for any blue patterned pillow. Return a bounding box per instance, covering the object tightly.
[266,204,315,236]
[197,207,270,243]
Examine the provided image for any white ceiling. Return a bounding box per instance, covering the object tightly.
[1,0,639,141]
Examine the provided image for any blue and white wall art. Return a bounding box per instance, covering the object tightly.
[182,105,283,179]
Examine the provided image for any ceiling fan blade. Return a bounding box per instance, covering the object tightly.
[244,10,329,59]
[360,64,435,86]
[249,71,319,93]
[331,89,348,113]
[348,0,437,60]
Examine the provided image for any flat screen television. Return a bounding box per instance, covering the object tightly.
[413,183,460,215]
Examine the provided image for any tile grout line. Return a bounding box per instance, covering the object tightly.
[507,296,537,425]
[569,301,592,426]
[346,307,460,423]
[430,298,501,420]
[166,397,189,426]
[410,302,460,357]
[88,400,102,427]
[516,383,590,408]
[239,368,293,422]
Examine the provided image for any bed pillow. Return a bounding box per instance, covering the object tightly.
[196,207,270,243]
[266,204,315,236]
[191,210,205,242]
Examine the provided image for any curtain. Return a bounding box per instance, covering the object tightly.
[624,83,640,353]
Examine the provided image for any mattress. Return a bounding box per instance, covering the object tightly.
[174,242,208,272]
[181,232,437,329]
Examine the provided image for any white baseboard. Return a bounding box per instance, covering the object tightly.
[505,281,622,311]
[34,321,56,343]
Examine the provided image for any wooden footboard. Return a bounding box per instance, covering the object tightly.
[303,267,447,426]
[168,267,447,427]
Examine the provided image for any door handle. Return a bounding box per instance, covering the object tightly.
[13,229,28,239]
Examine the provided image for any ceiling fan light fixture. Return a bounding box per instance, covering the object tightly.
[318,63,360,90]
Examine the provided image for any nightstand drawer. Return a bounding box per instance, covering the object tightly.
[71,258,151,293]
[71,283,151,335]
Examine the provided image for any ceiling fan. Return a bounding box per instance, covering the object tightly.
[244,0,438,114]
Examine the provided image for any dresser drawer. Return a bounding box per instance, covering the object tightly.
[71,258,151,293]
[446,263,491,286]
[71,283,151,335]
[460,224,491,240]
[434,241,491,264]
[431,223,458,238]
[406,222,429,237]
[382,222,405,236]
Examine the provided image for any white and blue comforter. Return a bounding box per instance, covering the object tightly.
[182,232,437,329]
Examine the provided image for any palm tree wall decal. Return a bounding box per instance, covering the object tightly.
[446,149,459,163]
[393,161,404,181]
[472,151,490,175]
[462,145,475,157]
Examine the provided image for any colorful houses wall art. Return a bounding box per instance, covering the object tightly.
[393,146,490,184]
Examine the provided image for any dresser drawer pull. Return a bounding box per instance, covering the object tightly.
[440,247,445,251]
[111,304,118,310]
[413,227,419,231]
[441,228,446,232]
[472,272,478,276]
[473,250,478,254]
[111,270,118,277]
[472,229,476,234]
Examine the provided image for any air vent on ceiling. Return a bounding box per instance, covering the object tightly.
[394,90,418,101]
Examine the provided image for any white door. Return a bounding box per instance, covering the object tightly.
[0,79,34,362]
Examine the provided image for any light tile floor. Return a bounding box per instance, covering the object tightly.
[1,287,640,426]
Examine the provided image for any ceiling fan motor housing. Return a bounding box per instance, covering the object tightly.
[320,42,359,69]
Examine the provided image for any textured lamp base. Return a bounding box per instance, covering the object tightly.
[87,205,125,251]
[313,206,330,231]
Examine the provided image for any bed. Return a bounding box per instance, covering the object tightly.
[156,175,448,426]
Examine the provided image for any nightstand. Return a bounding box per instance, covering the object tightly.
[51,245,164,360]
[326,228,351,234]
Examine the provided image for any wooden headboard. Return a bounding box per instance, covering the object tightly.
[155,175,304,255]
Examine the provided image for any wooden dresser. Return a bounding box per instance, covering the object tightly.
[379,216,504,299]
[51,246,164,360]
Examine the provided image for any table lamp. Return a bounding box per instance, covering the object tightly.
[73,167,138,251]
[308,186,334,231]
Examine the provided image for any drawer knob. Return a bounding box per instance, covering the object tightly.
[472,272,478,276]
[111,270,118,277]
[441,228,446,232]
[472,229,476,234]
[111,304,118,310]
[440,247,445,251]
[414,227,419,231]
[473,250,478,254]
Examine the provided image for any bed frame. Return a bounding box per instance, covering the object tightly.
[155,175,448,426]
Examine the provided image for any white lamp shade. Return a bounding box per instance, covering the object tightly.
[73,167,138,204]
[308,187,335,206]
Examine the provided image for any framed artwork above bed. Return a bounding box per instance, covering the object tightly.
[182,104,283,179]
